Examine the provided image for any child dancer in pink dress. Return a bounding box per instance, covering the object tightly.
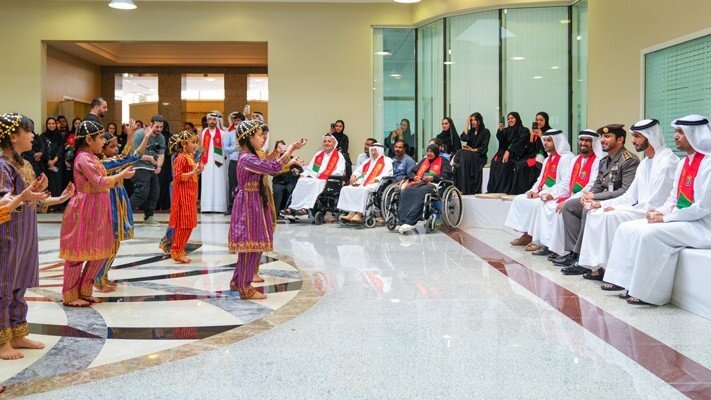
[59,120,135,307]
[228,120,305,299]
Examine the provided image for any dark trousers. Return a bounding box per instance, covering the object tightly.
[228,159,238,210]
[273,182,296,211]
[130,169,160,219]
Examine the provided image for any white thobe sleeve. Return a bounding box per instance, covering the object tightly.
[644,156,679,210]
[380,158,394,179]
[663,161,711,222]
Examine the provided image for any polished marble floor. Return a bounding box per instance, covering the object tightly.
[5,213,711,398]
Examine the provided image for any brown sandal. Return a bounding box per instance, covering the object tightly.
[601,281,624,291]
[627,297,653,306]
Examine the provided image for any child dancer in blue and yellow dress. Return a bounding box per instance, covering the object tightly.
[94,121,152,293]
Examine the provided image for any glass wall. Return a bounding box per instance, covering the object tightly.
[417,20,444,154]
[115,73,159,124]
[572,0,589,149]
[447,10,500,158]
[373,3,588,161]
[502,7,570,133]
[373,28,416,155]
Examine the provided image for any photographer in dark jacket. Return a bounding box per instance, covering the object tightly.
[129,114,166,225]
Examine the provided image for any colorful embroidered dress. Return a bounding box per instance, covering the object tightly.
[60,150,116,261]
[0,157,40,342]
[228,153,288,253]
[103,149,143,241]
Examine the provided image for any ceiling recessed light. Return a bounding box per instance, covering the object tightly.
[443,61,454,65]
[560,19,571,24]
[550,66,560,70]
[389,73,402,79]
[108,0,137,10]
[161,102,170,106]
[375,51,392,56]
[510,56,526,61]
[393,0,421,3]
[205,77,216,82]
[532,76,543,79]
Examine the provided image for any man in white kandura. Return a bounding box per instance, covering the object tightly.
[338,143,393,223]
[532,130,603,257]
[283,134,346,217]
[200,111,228,213]
[577,119,679,282]
[603,115,711,306]
[505,129,574,249]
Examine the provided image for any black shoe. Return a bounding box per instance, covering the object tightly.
[547,253,559,261]
[532,246,551,256]
[582,268,605,281]
[552,252,578,266]
[561,263,591,275]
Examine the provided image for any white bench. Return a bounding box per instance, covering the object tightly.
[459,188,711,320]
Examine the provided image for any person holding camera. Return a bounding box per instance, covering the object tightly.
[129,114,166,225]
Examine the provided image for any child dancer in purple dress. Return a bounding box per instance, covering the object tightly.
[228,120,305,299]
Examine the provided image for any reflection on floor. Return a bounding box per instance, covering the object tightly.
[1,231,302,389]
[8,214,711,399]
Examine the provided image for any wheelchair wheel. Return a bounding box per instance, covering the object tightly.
[425,213,437,233]
[364,215,376,228]
[441,186,463,229]
[337,211,349,226]
[386,214,397,231]
[313,211,325,225]
[380,183,398,221]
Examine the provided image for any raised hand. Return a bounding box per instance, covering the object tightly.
[60,182,76,201]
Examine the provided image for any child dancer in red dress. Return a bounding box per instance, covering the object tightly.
[168,131,203,263]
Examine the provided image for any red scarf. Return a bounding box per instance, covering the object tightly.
[201,128,223,167]
[359,156,385,186]
[313,150,340,179]
[557,154,596,203]
[677,153,705,209]
[407,157,442,187]
[537,154,560,192]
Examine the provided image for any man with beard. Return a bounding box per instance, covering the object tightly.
[553,124,640,271]
[505,129,575,248]
[130,114,166,225]
[200,111,228,213]
[392,140,415,182]
[603,115,711,305]
[528,130,603,256]
[84,97,108,127]
[575,119,679,280]
[356,138,377,167]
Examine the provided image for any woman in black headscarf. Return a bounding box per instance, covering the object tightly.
[385,118,415,158]
[436,117,461,155]
[156,120,173,210]
[487,112,528,194]
[22,119,48,179]
[332,119,352,177]
[453,112,490,194]
[397,143,453,232]
[510,111,548,194]
[43,117,65,200]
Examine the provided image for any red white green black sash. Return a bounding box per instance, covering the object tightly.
[557,154,596,204]
[677,153,705,209]
[358,156,385,185]
[313,150,340,179]
[201,128,223,167]
[537,154,560,192]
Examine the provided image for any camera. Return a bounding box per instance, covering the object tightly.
[146,143,165,161]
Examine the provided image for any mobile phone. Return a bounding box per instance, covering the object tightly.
[499,116,505,124]
[532,121,538,130]
[330,123,336,129]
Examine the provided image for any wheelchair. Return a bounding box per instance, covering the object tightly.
[385,180,463,233]
[310,175,348,225]
[337,176,397,229]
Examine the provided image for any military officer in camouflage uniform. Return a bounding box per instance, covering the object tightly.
[553,124,641,274]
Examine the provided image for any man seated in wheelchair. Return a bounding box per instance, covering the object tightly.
[397,143,452,233]
[338,143,393,223]
[282,134,346,217]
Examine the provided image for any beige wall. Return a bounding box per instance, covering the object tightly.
[587,0,711,129]
[45,47,101,118]
[413,0,568,24]
[0,0,412,157]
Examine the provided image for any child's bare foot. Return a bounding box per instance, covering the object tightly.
[171,253,191,263]
[10,337,45,350]
[252,274,265,283]
[105,280,118,288]
[0,342,24,360]
[80,296,103,304]
[94,285,116,293]
[63,299,91,307]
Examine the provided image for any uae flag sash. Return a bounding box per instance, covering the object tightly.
[358,156,385,186]
[537,154,560,192]
[557,154,596,204]
[677,154,705,209]
[201,128,223,167]
[312,150,340,179]
[407,156,443,188]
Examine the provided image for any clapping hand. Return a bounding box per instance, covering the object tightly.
[59,182,76,202]
[290,138,307,151]
[121,166,136,180]
[34,174,49,192]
